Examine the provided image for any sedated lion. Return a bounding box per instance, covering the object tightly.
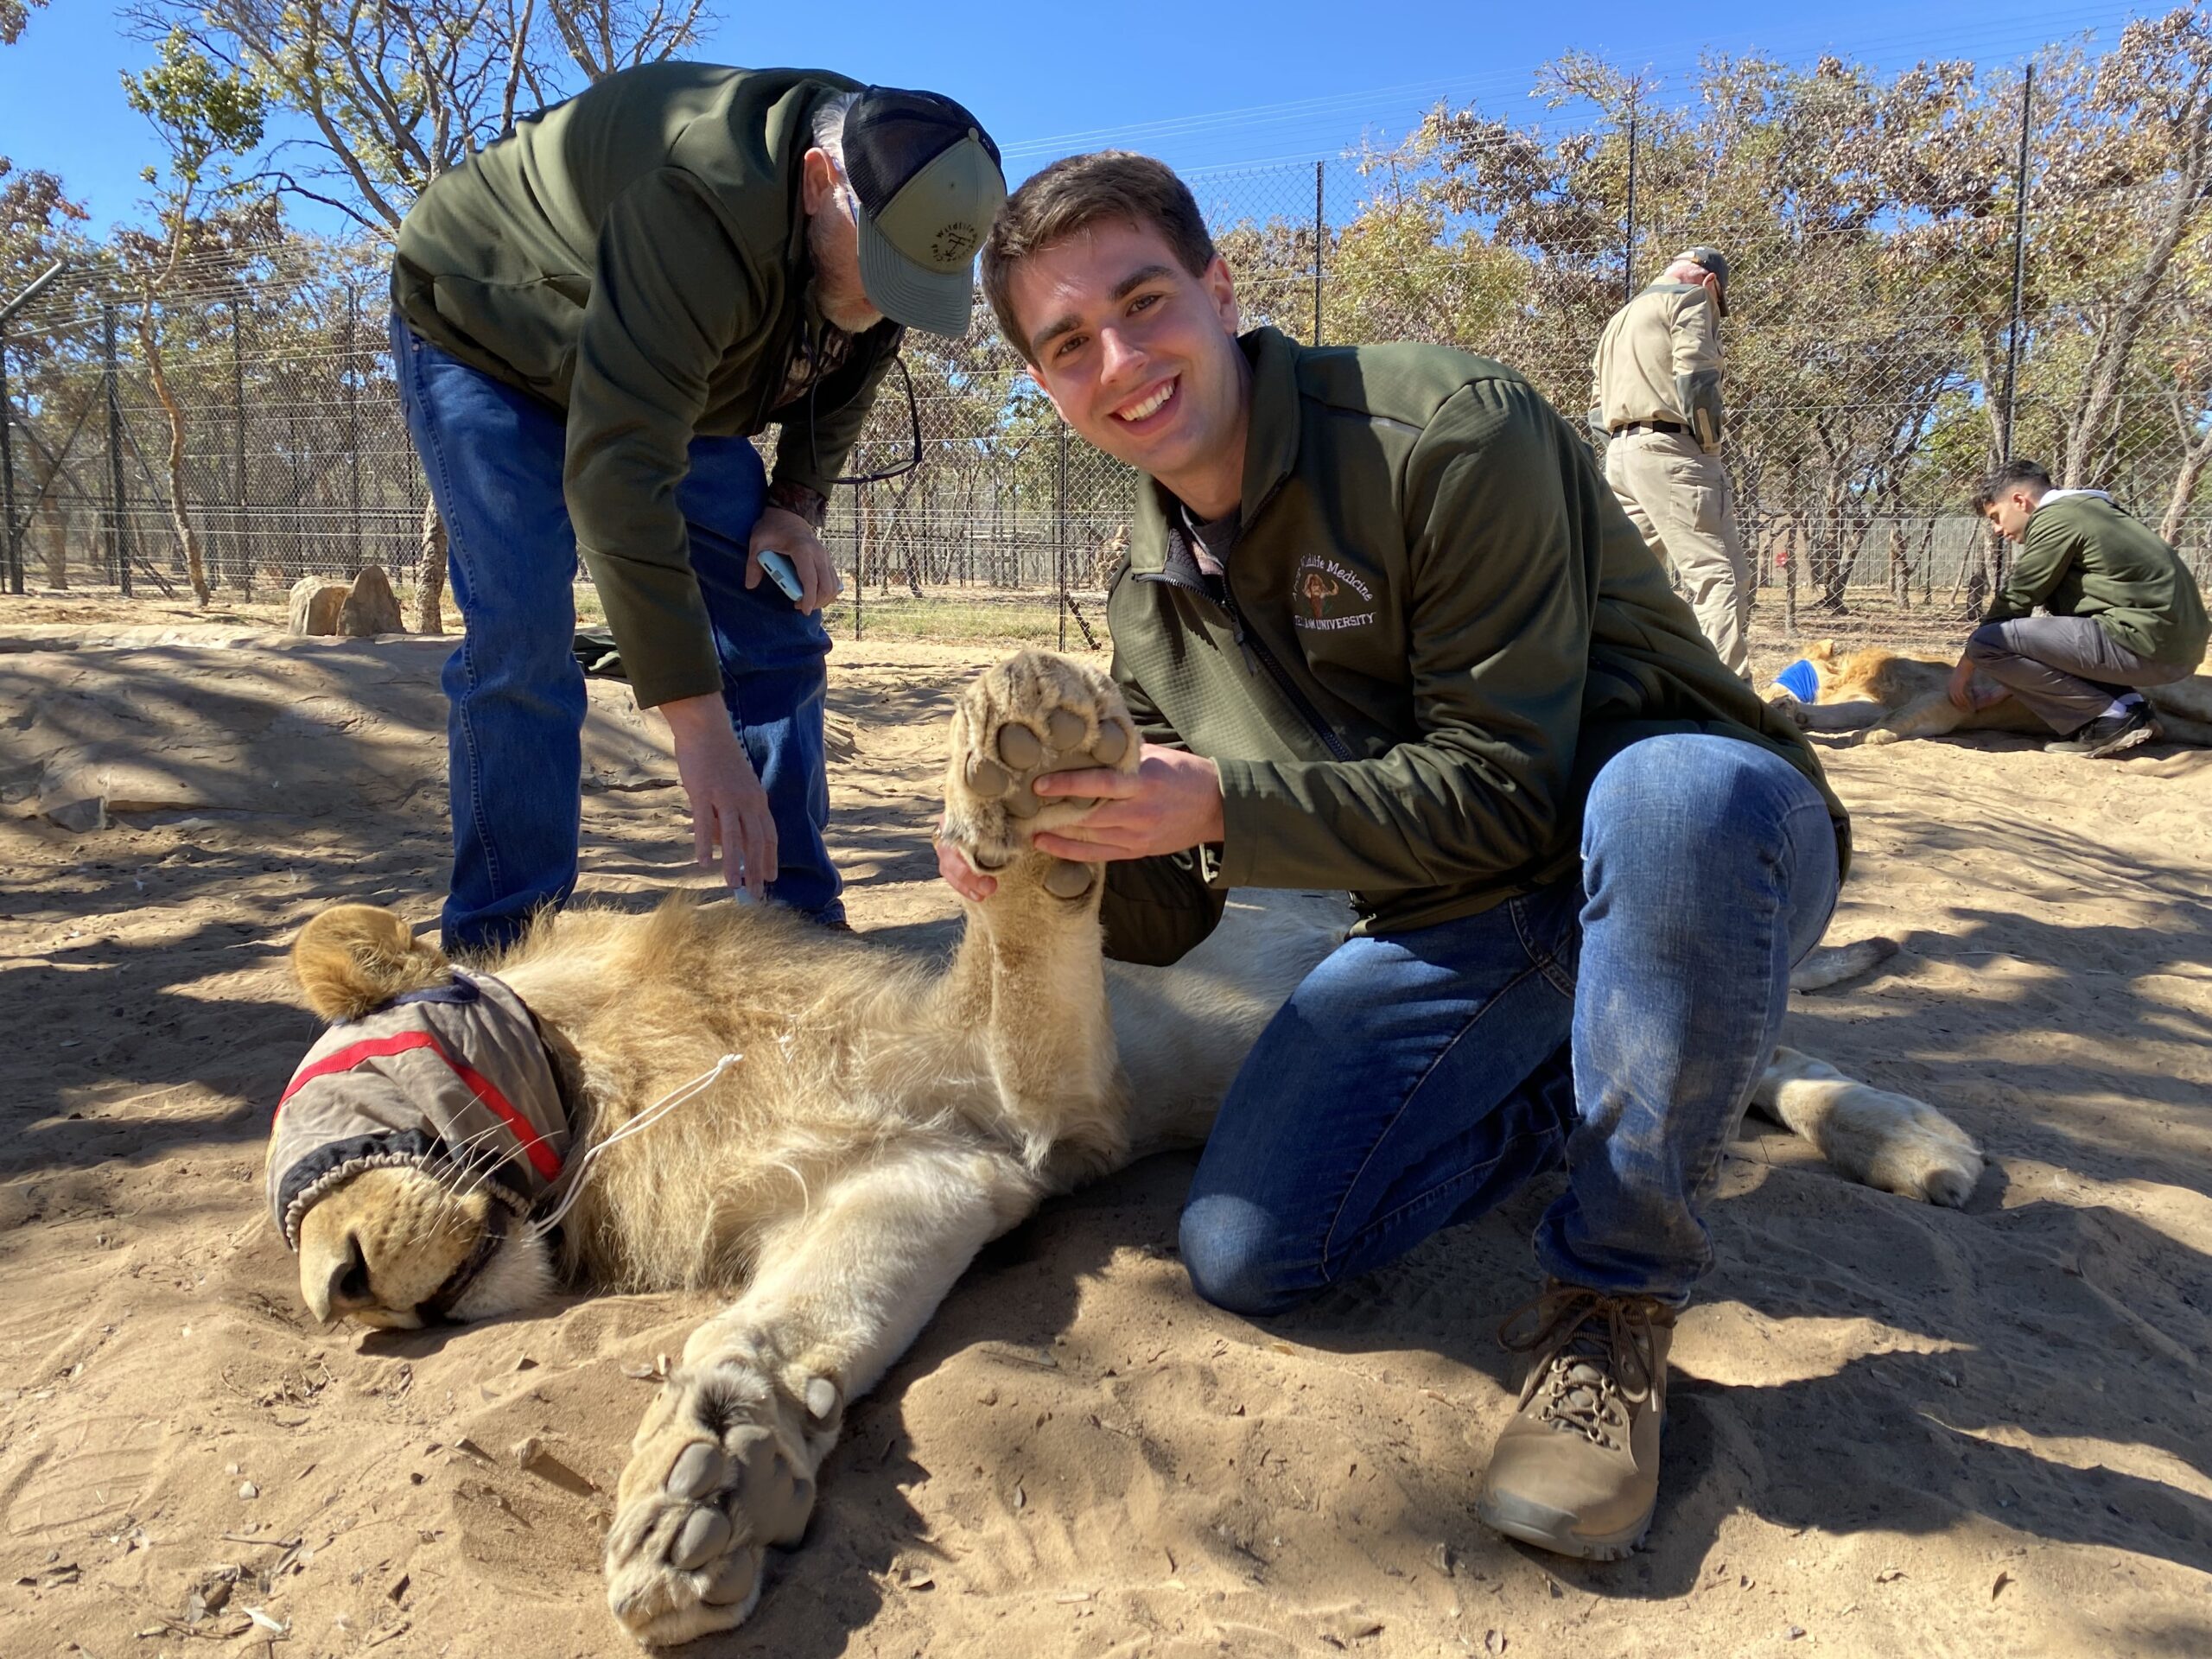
[1770,639,2212,749]
[268,649,1985,1646]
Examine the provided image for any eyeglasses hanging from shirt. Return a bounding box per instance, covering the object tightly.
[814,351,921,486]
[788,312,924,489]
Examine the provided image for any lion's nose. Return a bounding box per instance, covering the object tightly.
[308,1233,373,1323]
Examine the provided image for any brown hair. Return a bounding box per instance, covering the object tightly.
[982,151,1217,361]
[1971,458,2052,512]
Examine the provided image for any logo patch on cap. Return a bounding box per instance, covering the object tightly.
[931,221,980,264]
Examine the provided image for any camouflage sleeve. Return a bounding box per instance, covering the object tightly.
[772,327,904,496]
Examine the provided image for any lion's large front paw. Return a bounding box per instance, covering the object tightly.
[942,650,1138,897]
[603,1351,824,1646]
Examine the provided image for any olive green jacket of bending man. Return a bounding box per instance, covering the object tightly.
[1983,491,2209,668]
[1096,327,1849,967]
[392,62,903,708]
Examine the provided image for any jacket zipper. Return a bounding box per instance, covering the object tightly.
[1137,543,1355,764]
[1221,586,1356,762]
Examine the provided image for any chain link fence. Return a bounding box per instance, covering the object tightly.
[0,243,425,607]
[4,123,2207,661]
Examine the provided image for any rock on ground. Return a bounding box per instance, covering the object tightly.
[339,565,404,637]
[286,576,349,636]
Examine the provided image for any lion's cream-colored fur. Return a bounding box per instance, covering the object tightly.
[279,650,1986,1647]
[1751,1046,1985,1207]
[1773,639,2212,748]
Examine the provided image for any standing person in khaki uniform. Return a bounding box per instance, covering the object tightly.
[1590,247,1751,677]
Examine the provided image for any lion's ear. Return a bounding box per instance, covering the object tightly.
[293,905,449,1021]
[1812,639,1840,663]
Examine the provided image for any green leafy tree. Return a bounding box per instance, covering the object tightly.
[123,0,715,625]
[0,0,50,47]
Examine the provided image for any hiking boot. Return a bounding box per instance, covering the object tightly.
[2045,701,2159,758]
[1475,1281,1675,1560]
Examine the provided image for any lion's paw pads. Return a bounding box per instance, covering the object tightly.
[946,652,1137,894]
[604,1362,823,1645]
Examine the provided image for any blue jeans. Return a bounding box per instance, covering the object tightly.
[390,315,842,954]
[1180,734,1840,1313]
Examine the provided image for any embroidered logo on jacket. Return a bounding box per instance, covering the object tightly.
[1294,555,1377,632]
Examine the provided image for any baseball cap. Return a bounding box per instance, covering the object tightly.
[1676,245,1731,315]
[841,86,1007,338]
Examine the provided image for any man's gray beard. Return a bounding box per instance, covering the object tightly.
[807,211,882,334]
[820,289,880,333]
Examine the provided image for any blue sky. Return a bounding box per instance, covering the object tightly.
[0,0,2160,239]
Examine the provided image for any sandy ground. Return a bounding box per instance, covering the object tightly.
[3,606,2210,1659]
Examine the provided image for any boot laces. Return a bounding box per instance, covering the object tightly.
[1497,1285,1669,1451]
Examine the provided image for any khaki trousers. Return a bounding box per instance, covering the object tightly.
[1605,429,1751,677]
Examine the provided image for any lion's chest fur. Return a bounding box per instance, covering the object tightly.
[484,906,991,1288]
[462,892,1347,1298]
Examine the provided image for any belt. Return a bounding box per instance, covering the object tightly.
[1611,419,1686,436]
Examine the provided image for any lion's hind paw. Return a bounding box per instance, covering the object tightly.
[604,1354,823,1645]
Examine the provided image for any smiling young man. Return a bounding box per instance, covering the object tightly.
[944,152,1853,1560]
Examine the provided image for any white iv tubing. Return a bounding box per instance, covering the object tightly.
[526,1052,742,1240]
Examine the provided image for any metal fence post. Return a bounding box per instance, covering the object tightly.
[103,301,133,597]
[1989,62,2035,606]
[288,408,305,580]
[232,292,249,594]
[1313,160,1325,346]
[0,323,17,595]
[852,480,864,643]
[1623,111,1638,303]
[347,282,363,572]
[0,262,63,595]
[2000,63,2034,463]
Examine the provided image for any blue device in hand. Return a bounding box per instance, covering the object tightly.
[758,550,804,604]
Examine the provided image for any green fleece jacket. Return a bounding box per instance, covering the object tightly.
[1097,327,1848,967]
[392,63,902,708]
[1984,491,2209,668]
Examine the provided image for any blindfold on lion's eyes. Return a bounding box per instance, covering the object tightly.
[270,955,569,1256]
